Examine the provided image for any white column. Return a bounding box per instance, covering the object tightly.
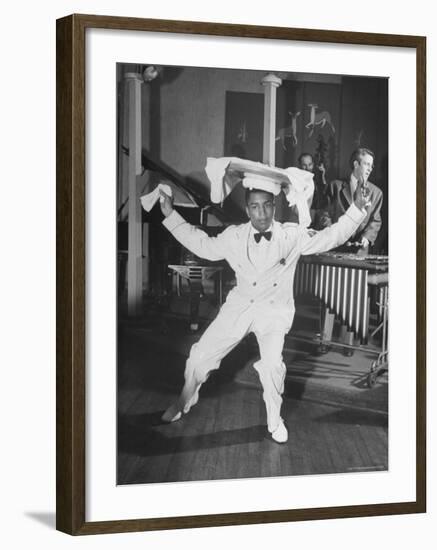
[261,73,282,166]
[125,72,143,316]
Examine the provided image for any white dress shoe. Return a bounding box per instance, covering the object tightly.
[271,421,288,443]
[161,405,182,423]
[183,388,200,413]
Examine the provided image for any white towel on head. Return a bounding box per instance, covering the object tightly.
[205,157,241,204]
[205,157,315,227]
[140,183,173,212]
[282,167,315,228]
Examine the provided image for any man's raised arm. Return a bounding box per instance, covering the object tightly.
[160,190,228,262]
[300,178,369,255]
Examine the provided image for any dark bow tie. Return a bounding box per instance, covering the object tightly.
[254,231,272,243]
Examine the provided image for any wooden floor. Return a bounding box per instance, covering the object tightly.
[117,318,388,485]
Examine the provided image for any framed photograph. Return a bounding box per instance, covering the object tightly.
[56,13,426,535]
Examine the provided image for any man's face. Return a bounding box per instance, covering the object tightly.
[245,190,275,232]
[353,153,374,183]
[299,155,314,172]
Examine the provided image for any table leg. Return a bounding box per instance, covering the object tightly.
[319,306,334,354]
[340,324,355,357]
[188,280,203,331]
[214,270,223,306]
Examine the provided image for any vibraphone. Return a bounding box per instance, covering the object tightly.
[294,252,388,343]
[294,252,389,386]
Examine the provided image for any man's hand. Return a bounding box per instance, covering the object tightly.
[318,163,327,186]
[360,237,370,249]
[159,189,174,217]
[318,210,332,229]
[353,177,371,211]
[356,237,370,257]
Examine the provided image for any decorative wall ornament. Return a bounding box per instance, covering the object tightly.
[354,129,364,147]
[275,111,301,150]
[305,103,336,138]
[237,121,248,143]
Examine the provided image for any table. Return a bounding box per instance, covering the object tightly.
[168,264,224,331]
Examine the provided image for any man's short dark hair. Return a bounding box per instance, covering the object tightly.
[298,152,314,164]
[349,147,375,170]
[244,187,274,205]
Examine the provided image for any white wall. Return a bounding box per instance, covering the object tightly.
[1,0,435,548]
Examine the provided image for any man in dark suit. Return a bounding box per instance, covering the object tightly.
[329,148,383,254]
[327,148,384,355]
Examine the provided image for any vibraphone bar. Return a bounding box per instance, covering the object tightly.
[294,252,389,344]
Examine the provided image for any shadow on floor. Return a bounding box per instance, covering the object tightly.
[313,406,388,427]
[118,412,267,459]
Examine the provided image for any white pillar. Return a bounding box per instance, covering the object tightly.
[261,73,282,166]
[125,72,143,316]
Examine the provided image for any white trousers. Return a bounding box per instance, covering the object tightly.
[184,306,287,433]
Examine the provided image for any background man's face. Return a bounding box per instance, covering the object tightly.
[299,155,314,172]
[353,153,374,183]
[245,190,275,232]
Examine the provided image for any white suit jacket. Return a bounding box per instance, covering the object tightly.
[163,204,366,334]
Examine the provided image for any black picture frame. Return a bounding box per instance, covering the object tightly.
[56,13,426,535]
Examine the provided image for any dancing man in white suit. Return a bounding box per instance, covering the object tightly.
[159,166,370,443]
